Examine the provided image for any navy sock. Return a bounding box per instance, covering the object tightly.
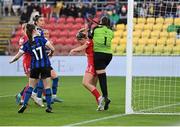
[37,80,44,98]
[23,87,33,105]
[45,88,52,107]
[52,77,59,95]
[97,73,108,98]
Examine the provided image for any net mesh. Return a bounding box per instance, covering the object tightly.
[131,0,180,114]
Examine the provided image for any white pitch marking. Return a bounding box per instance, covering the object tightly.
[0,95,14,98]
[64,113,127,126]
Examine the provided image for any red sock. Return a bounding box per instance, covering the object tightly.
[91,88,101,104]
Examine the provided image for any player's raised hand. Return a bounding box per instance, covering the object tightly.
[69,49,76,56]
[48,50,54,57]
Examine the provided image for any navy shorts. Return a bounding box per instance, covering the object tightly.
[30,67,51,79]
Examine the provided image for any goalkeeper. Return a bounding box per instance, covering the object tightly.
[89,16,114,110]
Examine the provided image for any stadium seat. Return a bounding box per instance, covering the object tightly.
[119,38,126,46]
[150,30,160,39]
[154,45,164,55]
[141,30,150,38]
[112,38,120,45]
[134,45,144,55]
[111,43,118,53]
[114,30,123,38]
[66,17,75,24]
[155,18,164,24]
[147,38,157,46]
[166,38,175,46]
[156,38,166,46]
[163,46,173,55]
[116,45,126,55]
[56,23,66,31]
[49,17,56,23]
[133,37,139,46]
[133,30,141,38]
[47,24,55,30]
[176,39,180,46]
[144,45,154,55]
[137,18,146,24]
[59,31,68,37]
[75,18,84,24]
[164,18,174,25]
[56,37,66,45]
[172,45,180,55]
[50,30,59,37]
[168,32,176,39]
[146,18,155,24]
[57,17,66,24]
[162,24,169,31]
[159,32,168,39]
[133,18,137,24]
[64,38,75,45]
[65,23,74,30]
[138,38,147,46]
[174,18,180,25]
[68,30,77,37]
[72,23,83,30]
[123,31,127,38]
[152,24,163,31]
[116,24,125,31]
[50,37,58,45]
[134,24,144,31]
[143,24,153,31]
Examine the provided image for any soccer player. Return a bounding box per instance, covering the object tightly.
[16,16,63,107]
[36,29,63,103]
[69,28,104,111]
[10,24,55,113]
[32,16,63,103]
[90,16,113,110]
[15,23,31,105]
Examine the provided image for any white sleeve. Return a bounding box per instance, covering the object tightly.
[19,46,25,53]
[45,40,51,46]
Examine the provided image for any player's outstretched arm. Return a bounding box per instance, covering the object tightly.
[9,51,24,64]
[69,43,88,55]
[46,41,55,57]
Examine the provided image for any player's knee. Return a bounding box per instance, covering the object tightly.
[51,70,58,79]
[82,80,89,87]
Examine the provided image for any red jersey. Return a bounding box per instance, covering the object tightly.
[85,39,96,75]
[19,35,31,74]
[85,39,94,65]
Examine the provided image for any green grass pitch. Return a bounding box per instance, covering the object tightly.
[0,76,179,126]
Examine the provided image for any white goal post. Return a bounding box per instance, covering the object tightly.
[125,0,180,115]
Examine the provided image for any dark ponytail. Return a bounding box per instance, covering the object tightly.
[26,24,36,44]
[33,15,42,25]
[100,16,111,29]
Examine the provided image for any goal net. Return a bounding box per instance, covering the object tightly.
[126,0,180,114]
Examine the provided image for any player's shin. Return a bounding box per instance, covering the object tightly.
[37,79,44,98]
[52,77,59,95]
[45,88,52,108]
[23,87,33,105]
[97,73,108,98]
